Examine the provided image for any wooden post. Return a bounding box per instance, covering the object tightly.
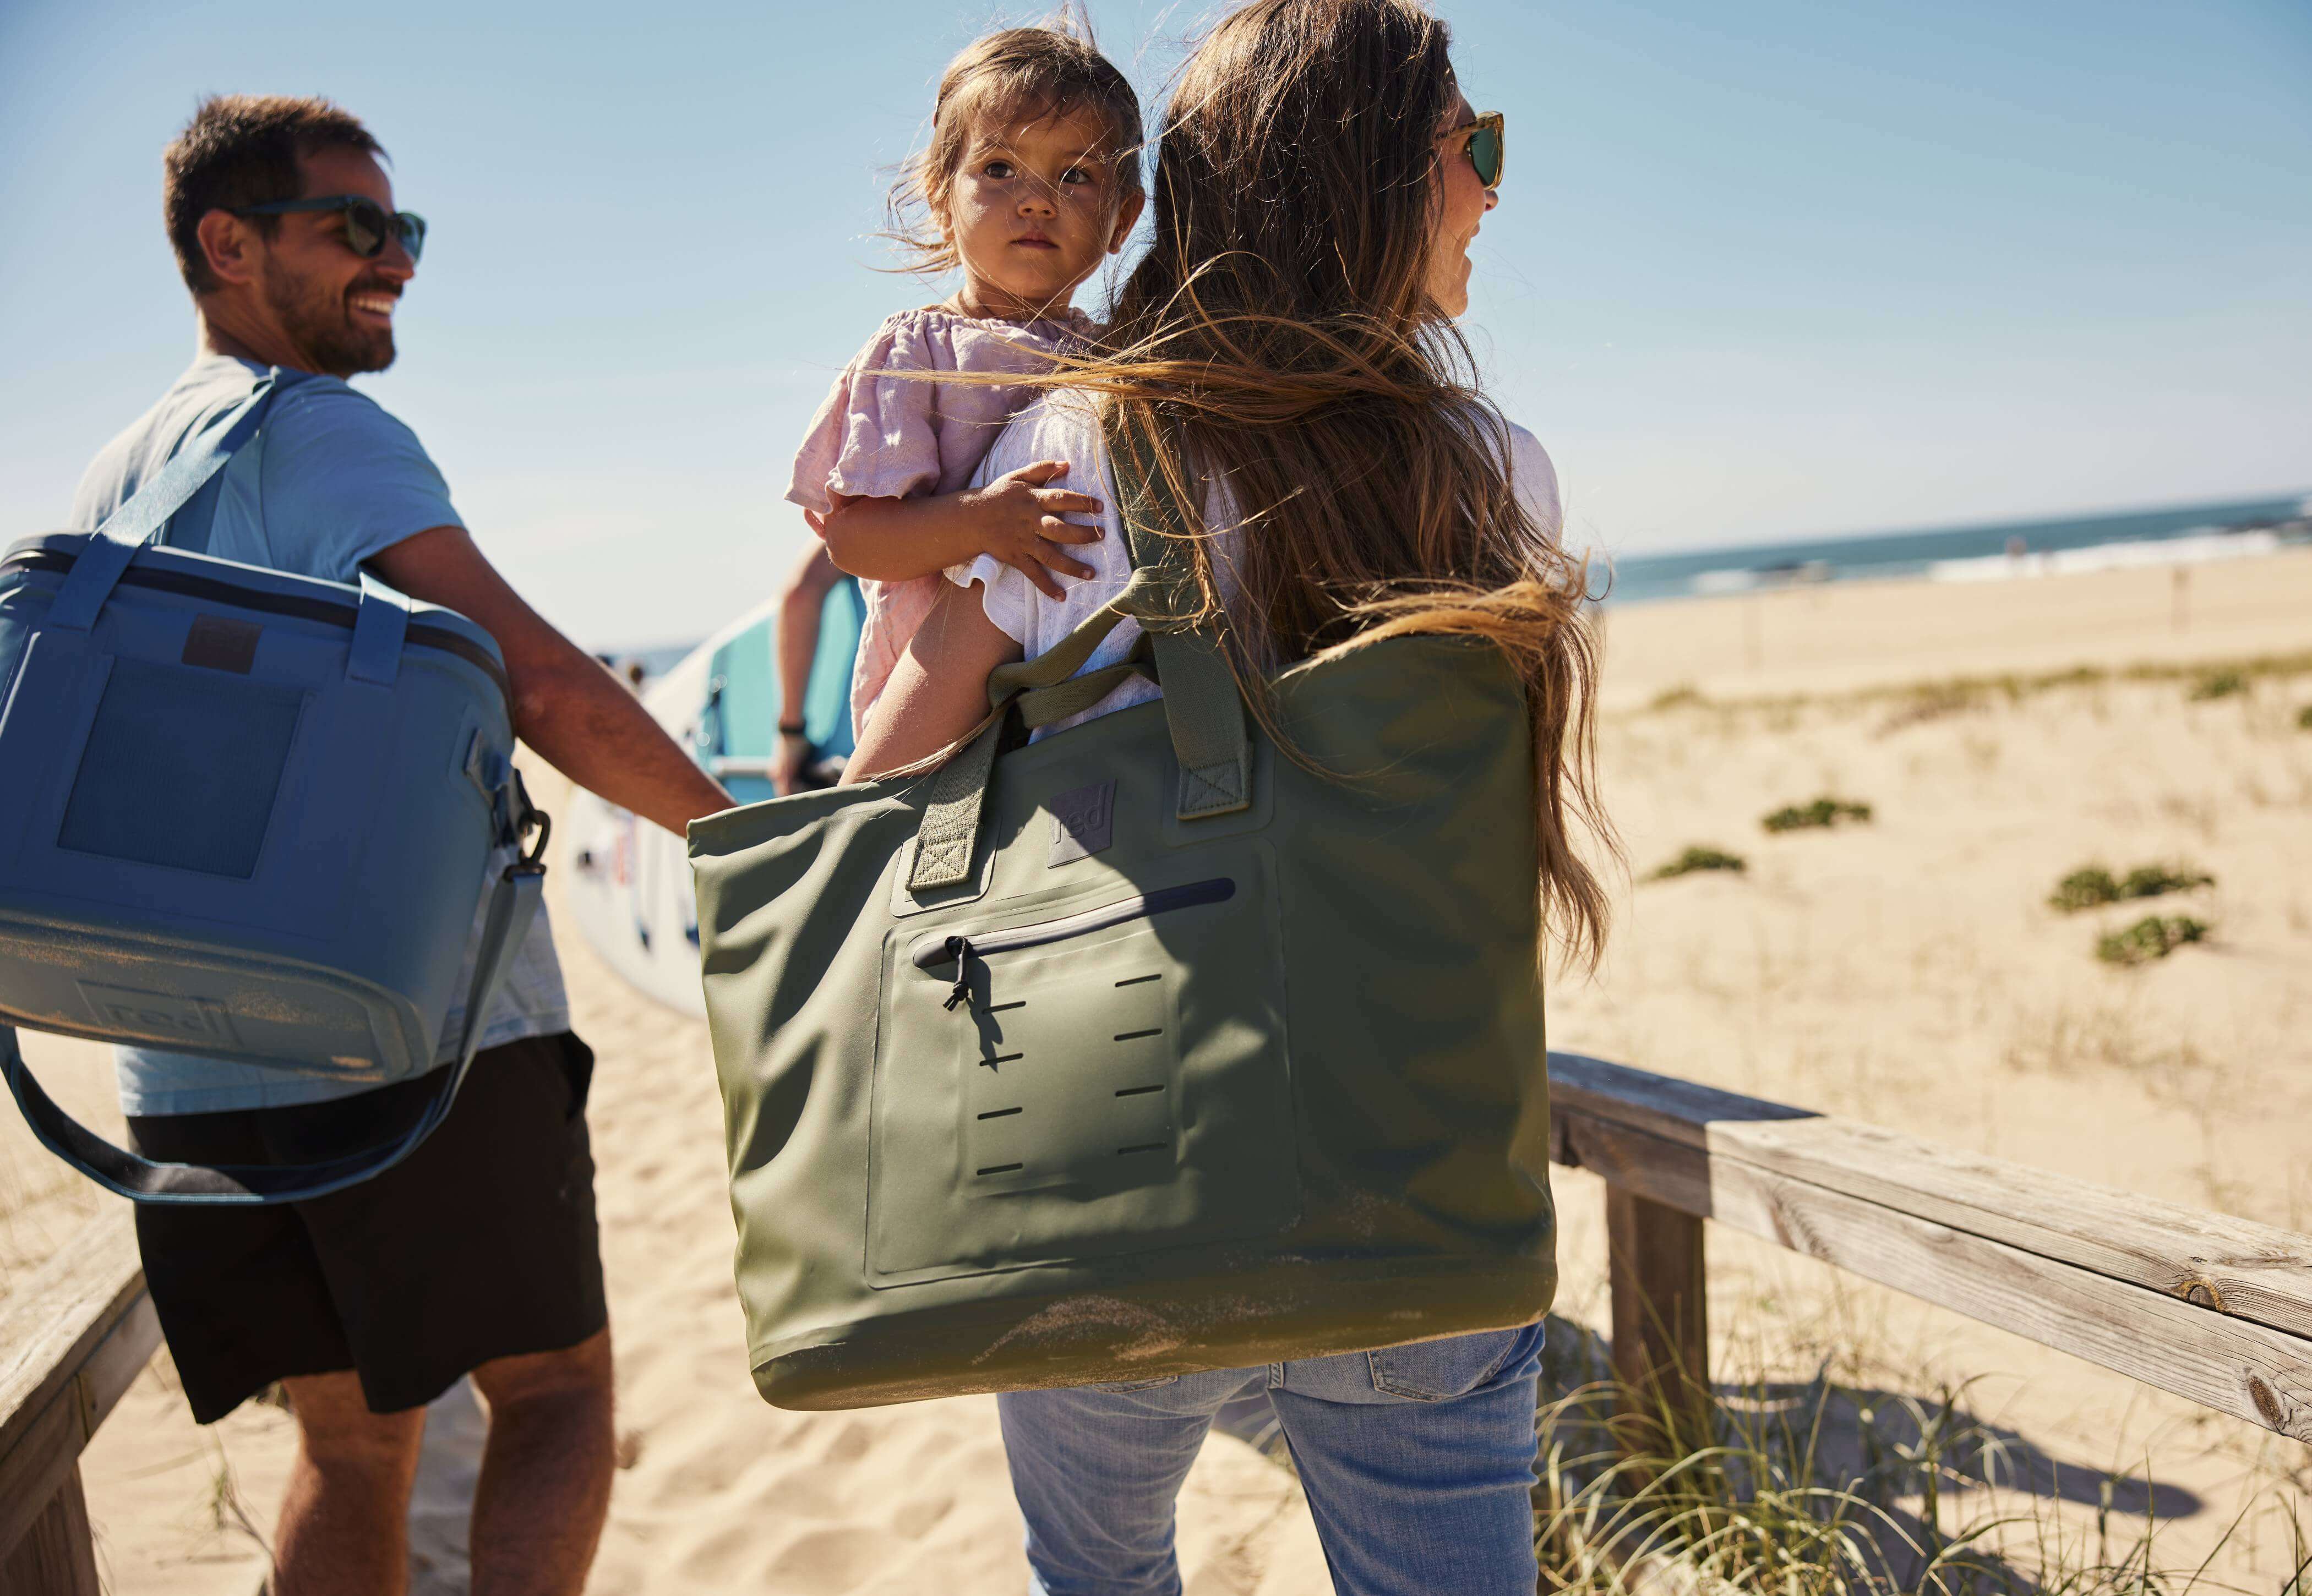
[0,1464,99,1596]
[1606,1184,1711,1461]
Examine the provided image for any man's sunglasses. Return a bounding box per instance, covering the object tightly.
[231,194,428,263]
[1444,111,1506,190]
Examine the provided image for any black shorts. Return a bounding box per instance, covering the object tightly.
[127,1031,607,1424]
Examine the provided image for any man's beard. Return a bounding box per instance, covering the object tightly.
[261,260,396,378]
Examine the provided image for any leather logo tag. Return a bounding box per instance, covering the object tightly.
[182,615,261,674]
[1048,780,1116,866]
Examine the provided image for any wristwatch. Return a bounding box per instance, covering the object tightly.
[777,721,809,740]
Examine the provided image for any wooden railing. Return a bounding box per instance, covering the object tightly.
[1546,1052,2312,1444]
[1,1211,157,1596]
[4,1053,2308,1591]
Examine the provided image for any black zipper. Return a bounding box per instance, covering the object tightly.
[917,877,1236,1011]
[1,543,510,703]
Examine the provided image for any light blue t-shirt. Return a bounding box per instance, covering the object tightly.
[70,356,571,1115]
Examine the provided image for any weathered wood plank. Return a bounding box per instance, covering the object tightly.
[0,1464,99,1596]
[0,1209,157,1559]
[1548,1052,2312,1344]
[1556,1108,2312,1440]
[1606,1188,1710,1460]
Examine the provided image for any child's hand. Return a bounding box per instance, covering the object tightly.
[968,461,1104,599]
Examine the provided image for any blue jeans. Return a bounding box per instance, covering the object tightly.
[997,1323,1545,1596]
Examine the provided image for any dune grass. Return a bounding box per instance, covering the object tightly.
[1650,846,1749,881]
[1526,1322,2308,1594]
[1625,651,2312,723]
[2095,916,2210,968]
[2048,865,2215,914]
[1763,797,1873,834]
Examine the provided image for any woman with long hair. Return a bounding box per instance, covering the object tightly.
[847,1,1606,1588]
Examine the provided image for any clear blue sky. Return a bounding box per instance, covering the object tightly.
[2,0,2306,651]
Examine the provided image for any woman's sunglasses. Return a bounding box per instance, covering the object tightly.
[1443,111,1506,190]
[231,194,428,263]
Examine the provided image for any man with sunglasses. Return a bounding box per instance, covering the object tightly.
[69,95,729,1596]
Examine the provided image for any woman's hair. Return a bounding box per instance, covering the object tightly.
[887,20,1145,275]
[1033,0,1615,969]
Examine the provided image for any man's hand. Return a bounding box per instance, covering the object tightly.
[956,461,1104,599]
[772,730,814,797]
[368,526,732,835]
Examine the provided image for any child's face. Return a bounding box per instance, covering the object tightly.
[943,105,1141,318]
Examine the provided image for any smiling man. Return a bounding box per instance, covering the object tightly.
[69,96,728,1596]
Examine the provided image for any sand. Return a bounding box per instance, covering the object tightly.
[4,545,2308,1591]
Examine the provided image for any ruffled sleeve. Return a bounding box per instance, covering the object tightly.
[785,314,951,530]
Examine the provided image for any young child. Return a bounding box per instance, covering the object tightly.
[786,26,1144,745]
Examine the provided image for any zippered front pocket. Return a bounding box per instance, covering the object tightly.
[867,844,1299,1285]
[914,878,1236,1012]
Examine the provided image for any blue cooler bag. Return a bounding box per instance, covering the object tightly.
[0,378,546,1205]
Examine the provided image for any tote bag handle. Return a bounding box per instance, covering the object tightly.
[904,416,1252,894]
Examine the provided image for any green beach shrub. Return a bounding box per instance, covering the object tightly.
[1648,845,1747,881]
[2095,915,2209,966]
[1519,1321,2299,1595]
[2048,863,2214,913]
[2119,863,2213,899]
[2298,703,2312,730]
[1762,796,1872,834]
[2048,866,2120,912]
[2188,669,2246,701]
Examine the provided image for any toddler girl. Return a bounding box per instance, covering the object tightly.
[787,25,1144,741]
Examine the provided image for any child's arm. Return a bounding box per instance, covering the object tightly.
[820,460,1104,600]
[846,582,1025,783]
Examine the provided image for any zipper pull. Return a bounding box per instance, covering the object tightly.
[943,936,975,1012]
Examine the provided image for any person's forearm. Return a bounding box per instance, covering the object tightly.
[777,585,819,727]
[820,493,992,583]
[512,644,732,835]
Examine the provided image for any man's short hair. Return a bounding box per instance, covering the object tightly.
[163,95,385,293]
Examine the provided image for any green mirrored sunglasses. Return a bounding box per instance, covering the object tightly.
[231,194,428,262]
[1443,111,1506,190]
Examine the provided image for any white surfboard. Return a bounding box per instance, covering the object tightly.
[560,581,863,1016]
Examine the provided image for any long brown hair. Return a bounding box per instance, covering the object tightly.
[1036,0,1613,969]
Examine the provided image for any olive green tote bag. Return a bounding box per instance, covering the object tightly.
[689,429,1557,1411]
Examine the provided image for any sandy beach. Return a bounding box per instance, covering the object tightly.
[4,546,2308,1592]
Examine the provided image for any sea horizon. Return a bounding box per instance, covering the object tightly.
[604,488,2311,670]
[1594,489,2310,608]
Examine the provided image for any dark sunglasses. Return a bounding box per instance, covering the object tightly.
[1443,111,1506,190]
[231,194,428,262]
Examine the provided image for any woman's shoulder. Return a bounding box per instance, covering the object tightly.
[1496,417,1563,541]
[978,389,1109,476]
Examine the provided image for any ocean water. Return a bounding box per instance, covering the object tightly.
[1597,493,2310,608]
[604,490,2312,671]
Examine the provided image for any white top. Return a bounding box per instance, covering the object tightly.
[948,392,1563,734]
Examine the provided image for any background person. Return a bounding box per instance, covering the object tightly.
[68,94,730,1596]
[769,543,860,794]
[845,1,1605,1590]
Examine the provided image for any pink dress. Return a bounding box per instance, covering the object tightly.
[787,307,1095,737]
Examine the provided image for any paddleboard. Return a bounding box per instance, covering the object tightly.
[561,578,863,1016]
